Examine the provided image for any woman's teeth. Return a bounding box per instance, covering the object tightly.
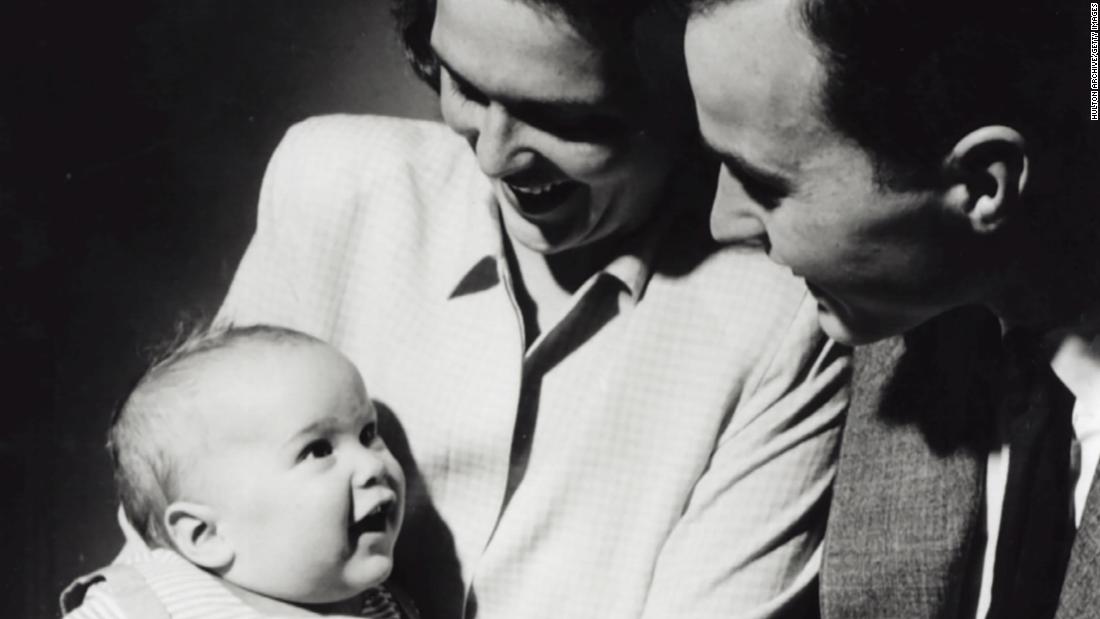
[509,180,567,196]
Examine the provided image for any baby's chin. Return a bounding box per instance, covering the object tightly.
[305,555,394,604]
[288,591,376,616]
[226,556,394,614]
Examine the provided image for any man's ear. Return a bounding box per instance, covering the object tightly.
[164,501,234,571]
[944,125,1029,233]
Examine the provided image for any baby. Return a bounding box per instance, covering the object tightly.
[61,325,408,618]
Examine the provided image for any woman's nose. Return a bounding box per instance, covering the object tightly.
[443,91,533,179]
[472,103,534,178]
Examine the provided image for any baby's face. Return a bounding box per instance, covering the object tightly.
[185,342,405,605]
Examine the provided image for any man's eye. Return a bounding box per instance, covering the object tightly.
[726,167,785,210]
[299,440,333,461]
[360,422,378,446]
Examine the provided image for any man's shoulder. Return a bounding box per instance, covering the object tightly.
[823,311,996,618]
[832,309,998,515]
[848,308,999,429]
[850,337,907,414]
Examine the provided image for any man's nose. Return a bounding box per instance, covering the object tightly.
[710,174,769,244]
[710,208,768,243]
[472,103,534,178]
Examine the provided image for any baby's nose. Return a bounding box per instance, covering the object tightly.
[351,451,385,488]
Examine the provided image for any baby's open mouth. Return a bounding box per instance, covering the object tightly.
[350,499,396,538]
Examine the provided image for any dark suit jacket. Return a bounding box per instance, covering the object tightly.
[821,310,1100,618]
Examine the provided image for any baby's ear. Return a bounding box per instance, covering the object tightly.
[164,501,234,571]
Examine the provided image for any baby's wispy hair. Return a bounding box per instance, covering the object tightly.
[108,321,322,547]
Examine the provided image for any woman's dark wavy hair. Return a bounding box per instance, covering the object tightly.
[391,0,440,89]
[390,0,700,147]
[393,0,658,88]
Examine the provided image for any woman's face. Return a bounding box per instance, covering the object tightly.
[430,0,675,255]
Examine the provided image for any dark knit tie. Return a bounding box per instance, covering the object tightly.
[986,333,1078,619]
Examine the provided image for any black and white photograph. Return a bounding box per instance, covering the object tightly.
[7,0,1100,617]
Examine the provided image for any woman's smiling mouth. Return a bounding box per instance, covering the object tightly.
[503,178,581,217]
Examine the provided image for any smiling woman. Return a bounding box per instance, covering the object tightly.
[430,0,674,258]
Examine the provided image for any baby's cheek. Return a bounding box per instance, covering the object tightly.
[238,479,320,534]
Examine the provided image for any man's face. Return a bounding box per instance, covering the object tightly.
[186,343,405,604]
[430,0,674,255]
[685,0,983,344]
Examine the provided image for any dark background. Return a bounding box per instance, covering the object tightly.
[4,1,437,615]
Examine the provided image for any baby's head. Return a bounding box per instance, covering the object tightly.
[110,325,405,606]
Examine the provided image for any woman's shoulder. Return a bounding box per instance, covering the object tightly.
[283,114,460,156]
[277,114,475,180]
[262,114,490,219]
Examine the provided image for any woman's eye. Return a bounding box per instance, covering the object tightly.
[299,439,333,462]
[360,422,378,446]
[544,116,629,144]
[445,70,488,107]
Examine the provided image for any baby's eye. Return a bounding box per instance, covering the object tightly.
[360,422,378,446]
[298,439,333,462]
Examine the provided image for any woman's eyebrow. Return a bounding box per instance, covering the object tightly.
[436,56,487,98]
[433,50,614,114]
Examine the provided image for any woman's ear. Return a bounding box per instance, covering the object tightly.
[164,501,234,571]
[943,125,1029,233]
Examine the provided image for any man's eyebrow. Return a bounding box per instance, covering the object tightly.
[432,50,615,116]
[701,135,793,194]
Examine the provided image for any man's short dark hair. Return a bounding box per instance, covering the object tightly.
[804,1,1093,192]
[693,0,1096,203]
[109,324,322,547]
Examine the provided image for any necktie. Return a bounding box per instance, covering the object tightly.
[986,333,1078,619]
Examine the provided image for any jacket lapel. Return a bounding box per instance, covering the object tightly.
[1056,459,1100,618]
[823,311,997,618]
